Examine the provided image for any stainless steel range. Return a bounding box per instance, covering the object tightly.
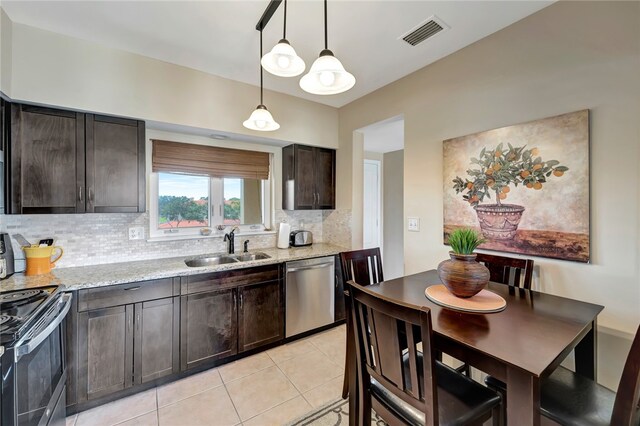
[1,286,72,426]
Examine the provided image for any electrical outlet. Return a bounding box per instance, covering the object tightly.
[407,217,420,232]
[128,227,145,240]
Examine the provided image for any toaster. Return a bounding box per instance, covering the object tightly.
[0,232,15,279]
[289,230,313,247]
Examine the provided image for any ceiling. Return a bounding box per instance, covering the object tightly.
[2,1,552,108]
[362,115,404,153]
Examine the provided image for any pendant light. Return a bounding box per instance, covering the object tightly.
[244,30,280,132]
[261,0,305,77]
[300,0,355,95]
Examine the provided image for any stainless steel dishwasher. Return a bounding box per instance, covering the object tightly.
[285,256,335,337]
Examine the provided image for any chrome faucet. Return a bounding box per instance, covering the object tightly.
[223,227,239,254]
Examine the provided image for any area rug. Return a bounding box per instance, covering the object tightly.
[288,398,386,426]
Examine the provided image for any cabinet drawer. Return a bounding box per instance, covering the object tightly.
[78,278,177,311]
[182,264,280,295]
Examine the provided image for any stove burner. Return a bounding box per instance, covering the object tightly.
[0,314,20,329]
[0,289,46,307]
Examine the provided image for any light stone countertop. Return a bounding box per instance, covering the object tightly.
[1,243,347,292]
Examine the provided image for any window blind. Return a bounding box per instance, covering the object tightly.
[152,139,270,180]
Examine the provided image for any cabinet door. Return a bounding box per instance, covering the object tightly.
[85,114,145,213]
[10,104,85,214]
[180,288,237,371]
[293,145,316,209]
[134,297,179,384]
[77,305,133,402]
[314,147,336,209]
[238,280,284,353]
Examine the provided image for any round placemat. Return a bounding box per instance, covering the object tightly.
[425,284,506,313]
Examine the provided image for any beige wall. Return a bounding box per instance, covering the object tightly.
[338,1,640,389]
[0,8,12,95]
[383,150,404,280]
[5,18,338,148]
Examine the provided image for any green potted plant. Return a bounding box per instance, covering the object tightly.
[452,144,568,240]
[438,228,490,298]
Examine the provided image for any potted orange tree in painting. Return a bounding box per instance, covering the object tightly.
[452,143,568,240]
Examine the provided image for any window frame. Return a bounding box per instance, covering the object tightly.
[148,160,273,240]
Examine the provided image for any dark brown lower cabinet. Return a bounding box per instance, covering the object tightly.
[76,297,179,402]
[77,305,133,402]
[135,297,180,384]
[238,280,284,353]
[180,288,238,371]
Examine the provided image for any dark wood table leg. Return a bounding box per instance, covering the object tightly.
[574,319,597,380]
[506,366,540,426]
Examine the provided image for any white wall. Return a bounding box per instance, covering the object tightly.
[383,150,404,280]
[338,1,640,389]
[4,17,338,148]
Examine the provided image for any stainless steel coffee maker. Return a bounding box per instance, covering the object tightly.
[0,232,15,279]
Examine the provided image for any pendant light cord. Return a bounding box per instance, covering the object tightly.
[283,0,287,39]
[260,30,264,105]
[324,0,328,50]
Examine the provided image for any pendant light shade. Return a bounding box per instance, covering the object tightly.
[261,39,305,77]
[300,0,355,95]
[244,30,280,132]
[299,49,355,95]
[243,105,280,131]
[261,1,305,77]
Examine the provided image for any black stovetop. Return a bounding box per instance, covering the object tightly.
[0,286,59,344]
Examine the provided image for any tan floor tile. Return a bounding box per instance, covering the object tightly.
[314,339,346,363]
[158,386,239,426]
[115,411,158,426]
[218,352,274,383]
[65,414,77,426]
[76,389,157,426]
[302,376,344,408]
[267,339,316,365]
[157,368,222,407]
[242,396,312,426]
[308,326,346,353]
[225,366,299,421]
[278,350,344,393]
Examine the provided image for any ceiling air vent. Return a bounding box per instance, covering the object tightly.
[400,16,448,46]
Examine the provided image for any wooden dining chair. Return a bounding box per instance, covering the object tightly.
[339,248,384,399]
[475,252,534,289]
[540,324,640,426]
[347,280,502,426]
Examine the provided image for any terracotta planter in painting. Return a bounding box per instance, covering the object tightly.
[437,252,490,298]
[474,204,525,240]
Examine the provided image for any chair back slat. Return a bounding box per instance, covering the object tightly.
[348,281,438,425]
[612,324,640,425]
[476,252,534,289]
[341,248,384,286]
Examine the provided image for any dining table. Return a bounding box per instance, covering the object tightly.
[347,269,604,426]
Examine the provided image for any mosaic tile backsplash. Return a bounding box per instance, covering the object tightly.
[0,209,352,269]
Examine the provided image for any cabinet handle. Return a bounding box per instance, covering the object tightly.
[78,186,83,202]
[233,292,237,305]
[239,292,243,308]
[88,187,94,203]
[124,286,141,291]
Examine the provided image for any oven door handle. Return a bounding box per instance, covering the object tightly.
[14,293,72,362]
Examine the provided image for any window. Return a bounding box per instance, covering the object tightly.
[149,139,273,239]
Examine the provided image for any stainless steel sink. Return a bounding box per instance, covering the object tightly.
[234,252,271,262]
[184,252,270,267]
[184,256,239,267]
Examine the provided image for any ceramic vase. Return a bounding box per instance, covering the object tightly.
[437,252,490,298]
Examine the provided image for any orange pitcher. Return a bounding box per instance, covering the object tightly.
[23,246,64,276]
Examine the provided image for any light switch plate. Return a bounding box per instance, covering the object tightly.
[407,217,420,232]
[128,227,145,240]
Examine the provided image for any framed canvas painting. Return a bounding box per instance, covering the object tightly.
[443,110,590,262]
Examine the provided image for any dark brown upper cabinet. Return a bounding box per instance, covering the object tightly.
[282,144,335,210]
[9,103,145,214]
[86,114,145,213]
